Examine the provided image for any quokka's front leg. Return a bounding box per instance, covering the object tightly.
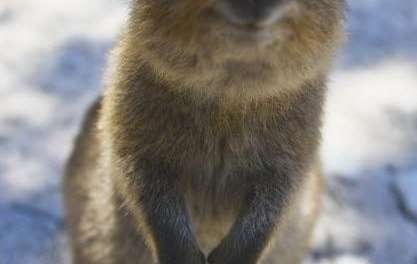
[115,160,205,264]
[208,169,297,264]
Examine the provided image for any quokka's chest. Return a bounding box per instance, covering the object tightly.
[176,127,280,204]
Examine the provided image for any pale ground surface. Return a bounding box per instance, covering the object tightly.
[0,0,416,263]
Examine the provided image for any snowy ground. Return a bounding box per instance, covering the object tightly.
[0,0,416,263]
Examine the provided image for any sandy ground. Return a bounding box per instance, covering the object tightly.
[0,0,416,263]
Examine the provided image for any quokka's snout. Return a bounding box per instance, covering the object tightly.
[215,0,297,27]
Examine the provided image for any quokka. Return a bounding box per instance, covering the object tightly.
[64,0,345,263]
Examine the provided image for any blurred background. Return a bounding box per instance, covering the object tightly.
[0,0,416,263]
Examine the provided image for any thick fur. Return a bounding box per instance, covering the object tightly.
[64,0,344,263]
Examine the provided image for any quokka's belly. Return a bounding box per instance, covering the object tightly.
[184,182,244,254]
[190,207,238,254]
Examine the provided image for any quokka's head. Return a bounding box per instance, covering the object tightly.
[129,0,345,98]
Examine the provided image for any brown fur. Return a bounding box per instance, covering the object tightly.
[64,0,345,263]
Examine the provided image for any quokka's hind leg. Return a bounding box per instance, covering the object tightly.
[64,98,154,264]
[261,167,323,264]
[106,201,155,264]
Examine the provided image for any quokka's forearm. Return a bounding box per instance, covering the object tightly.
[208,170,297,264]
[116,160,205,264]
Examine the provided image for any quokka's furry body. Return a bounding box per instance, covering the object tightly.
[64,0,344,263]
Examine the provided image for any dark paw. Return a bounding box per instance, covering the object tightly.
[207,249,234,264]
[208,248,255,264]
[160,250,206,264]
[197,251,207,264]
